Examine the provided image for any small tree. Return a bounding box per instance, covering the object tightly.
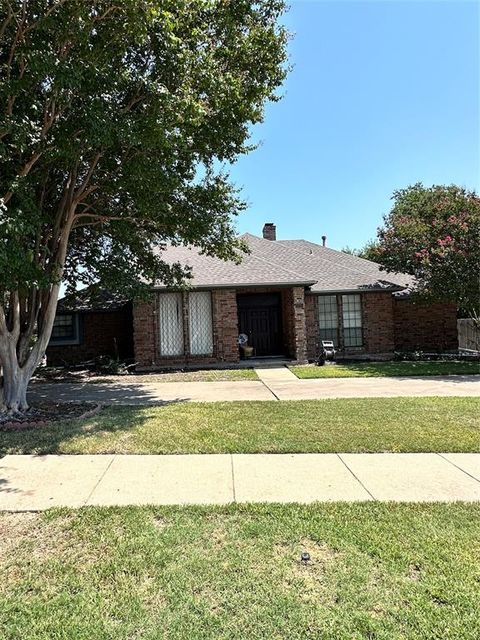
[0,0,288,413]
[342,240,379,261]
[371,183,480,317]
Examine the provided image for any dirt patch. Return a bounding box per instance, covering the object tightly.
[0,402,102,431]
[276,537,343,605]
[408,564,422,582]
[0,513,40,559]
[152,515,169,531]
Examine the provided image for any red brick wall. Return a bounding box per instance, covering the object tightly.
[393,299,458,352]
[133,290,240,370]
[305,294,319,360]
[291,286,307,362]
[133,299,157,368]
[362,292,395,354]
[212,289,240,363]
[132,286,312,369]
[46,306,134,366]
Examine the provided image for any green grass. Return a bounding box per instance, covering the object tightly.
[36,368,259,384]
[291,360,480,379]
[106,368,259,383]
[1,503,479,639]
[2,397,479,455]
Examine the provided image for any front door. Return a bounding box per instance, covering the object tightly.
[237,293,283,356]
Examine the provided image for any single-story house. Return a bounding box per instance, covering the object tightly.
[47,223,458,368]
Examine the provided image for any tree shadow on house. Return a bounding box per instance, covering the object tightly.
[0,399,187,457]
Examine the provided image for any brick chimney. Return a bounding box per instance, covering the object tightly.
[262,222,276,241]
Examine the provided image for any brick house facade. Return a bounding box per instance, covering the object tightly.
[49,226,459,368]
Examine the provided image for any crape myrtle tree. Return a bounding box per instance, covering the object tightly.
[0,0,288,413]
[371,183,480,318]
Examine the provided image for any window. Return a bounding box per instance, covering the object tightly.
[189,292,213,355]
[318,295,339,346]
[342,294,363,347]
[50,313,80,345]
[158,293,184,356]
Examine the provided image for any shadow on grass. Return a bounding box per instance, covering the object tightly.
[0,400,186,457]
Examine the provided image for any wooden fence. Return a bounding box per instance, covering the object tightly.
[457,319,480,352]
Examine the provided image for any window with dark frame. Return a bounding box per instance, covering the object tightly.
[318,295,339,347]
[50,313,79,344]
[342,294,363,347]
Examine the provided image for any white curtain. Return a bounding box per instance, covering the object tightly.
[158,293,184,356]
[189,292,213,355]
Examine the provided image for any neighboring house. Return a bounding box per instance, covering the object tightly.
[47,223,458,368]
[47,290,134,366]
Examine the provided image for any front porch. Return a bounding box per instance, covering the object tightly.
[234,286,308,362]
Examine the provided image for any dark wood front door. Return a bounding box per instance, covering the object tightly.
[237,293,283,356]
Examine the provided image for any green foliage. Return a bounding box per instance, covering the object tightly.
[342,240,380,261]
[0,0,288,296]
[371,184,480,315]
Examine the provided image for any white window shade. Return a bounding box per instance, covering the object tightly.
[158,293,184,356]
[189,292,213,355]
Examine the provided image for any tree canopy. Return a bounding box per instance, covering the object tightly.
[0,0,288,411]
[371,184,480,316]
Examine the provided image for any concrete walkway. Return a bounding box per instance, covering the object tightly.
[29,373,480,405]
[2,453,480,510]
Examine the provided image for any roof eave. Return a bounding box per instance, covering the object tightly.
[153,280,317,290]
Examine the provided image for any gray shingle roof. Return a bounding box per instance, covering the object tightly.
[154,234,413,293]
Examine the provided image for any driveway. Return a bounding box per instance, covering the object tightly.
[28,372,480,405]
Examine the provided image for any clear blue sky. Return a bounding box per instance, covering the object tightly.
[229,0,479,250]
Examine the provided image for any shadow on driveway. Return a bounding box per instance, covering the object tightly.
[28,380,188,405]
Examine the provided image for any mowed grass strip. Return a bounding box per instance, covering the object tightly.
[91,368,259,383]
[291,360,480,379]
[1,503,479,640]
[1,397,479,455]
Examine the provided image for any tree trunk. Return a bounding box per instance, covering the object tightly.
[0,327,42,416]
[0,336,35,414]
[0,362,30,414]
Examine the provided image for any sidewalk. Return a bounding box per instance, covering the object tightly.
[2,452,480,510]
[28,372,480,405]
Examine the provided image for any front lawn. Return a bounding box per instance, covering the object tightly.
[2,397,478,455]
[291,360,480,379]
[34,367,259,384]
[1,503,479,639]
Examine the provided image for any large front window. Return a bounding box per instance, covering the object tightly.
[189,292,213,355]
[158,293,184,356]
[318,295,339,346]
[157,292,213,356]
[342,294,363,347]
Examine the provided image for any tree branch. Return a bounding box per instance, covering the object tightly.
[1,151,42,206]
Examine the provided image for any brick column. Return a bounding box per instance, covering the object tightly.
[291,286,307,362]
[133,299,156,368]
[362,292,395,354]
[305,293,319,360]
[212,289,239,362]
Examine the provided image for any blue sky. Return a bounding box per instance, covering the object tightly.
[229,0,479,250]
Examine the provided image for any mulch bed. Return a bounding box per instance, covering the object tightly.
[0,402,102,432]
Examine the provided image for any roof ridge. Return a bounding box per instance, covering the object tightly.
[279,239,406,284]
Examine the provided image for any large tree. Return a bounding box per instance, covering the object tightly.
[0,0,288,413]
[371,183,480,316]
